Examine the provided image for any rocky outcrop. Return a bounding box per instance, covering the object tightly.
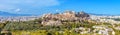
[72,27,91,34]
[41,20,62,26]
[42,10,76,20]
[41,10,90,26]
[92,25,115,35]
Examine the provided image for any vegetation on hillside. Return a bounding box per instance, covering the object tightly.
[0,18,119,35]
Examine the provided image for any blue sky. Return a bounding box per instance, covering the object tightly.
[0,0,120,15]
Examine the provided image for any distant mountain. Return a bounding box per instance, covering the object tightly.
[0,11,34,16]
[88,13,116,16]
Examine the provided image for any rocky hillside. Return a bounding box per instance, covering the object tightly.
[40,10,90,26]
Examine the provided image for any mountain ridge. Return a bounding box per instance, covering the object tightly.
[88,13,120,16]
[0,11,35,16]
[0,11,120,16]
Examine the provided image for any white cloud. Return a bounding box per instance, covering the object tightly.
[0,0,60,12]
[56,9,61,12]
[14,8,21,12]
